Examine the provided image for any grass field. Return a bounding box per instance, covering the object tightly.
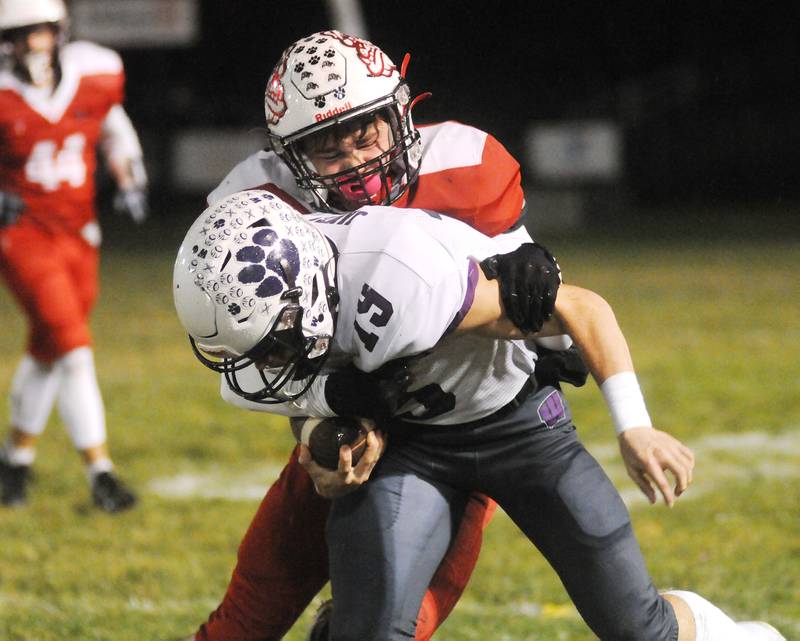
[0,208,798,640]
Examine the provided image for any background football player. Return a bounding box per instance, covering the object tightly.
[0,0,147,511]
[174,190,785,641]
[187,30,579,641]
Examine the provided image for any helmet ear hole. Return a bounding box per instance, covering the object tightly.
[280,286,303,301]
[310,274,320,305]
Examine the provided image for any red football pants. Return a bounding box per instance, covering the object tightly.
[0,222,98,363]
[196,446,497,641]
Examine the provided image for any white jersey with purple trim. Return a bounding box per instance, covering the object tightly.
[225,206,536,425]
[316,206,479,373]
[318,208,535,424]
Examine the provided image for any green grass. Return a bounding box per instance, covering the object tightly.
[0,215,798,640]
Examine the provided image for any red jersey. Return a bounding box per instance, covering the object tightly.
[396,121,524,237]
[0,41,125,235]
[208,120,525,237]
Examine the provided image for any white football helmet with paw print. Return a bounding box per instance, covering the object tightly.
[265,30,423,211]
[173,189,338,402]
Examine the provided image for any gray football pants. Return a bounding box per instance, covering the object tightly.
[326,386,679,641]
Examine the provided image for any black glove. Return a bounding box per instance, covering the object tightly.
[324,361,414,420]
[534,345,589,389]
[113,187,148,224]
[0,190,24,228]
[480,242,560,333]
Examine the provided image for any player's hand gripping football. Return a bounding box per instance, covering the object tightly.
[299,418,387,499]
[618,427,695,507]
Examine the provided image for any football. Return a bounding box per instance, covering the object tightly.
[289,416,369,470]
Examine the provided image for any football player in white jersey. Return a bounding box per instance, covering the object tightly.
[174,190,785,641]
[0,0,144,511]
[185,30,578,641]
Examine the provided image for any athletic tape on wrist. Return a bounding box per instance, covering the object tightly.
[600,371,653,434]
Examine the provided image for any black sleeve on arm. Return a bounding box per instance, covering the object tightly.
[534,344,589,389]
[323,361,414,420]
[479,242,561,333]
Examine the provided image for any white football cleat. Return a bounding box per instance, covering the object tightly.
[738,621,786,640]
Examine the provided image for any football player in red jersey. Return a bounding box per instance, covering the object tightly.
[0,0,146,511]
[188,31,583,641]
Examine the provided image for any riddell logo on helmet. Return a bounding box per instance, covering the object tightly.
[314,102,352,122]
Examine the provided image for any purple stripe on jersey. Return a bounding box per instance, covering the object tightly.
[537,390,566,428]
[443,260,479,337]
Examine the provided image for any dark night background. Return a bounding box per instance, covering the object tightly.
[107,1,799,231]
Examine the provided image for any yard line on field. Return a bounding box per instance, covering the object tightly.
[0,592,220,614]
[0,592,61,615]
[126,595,222,612]
[149,464,285,500]
[148,429,800,502]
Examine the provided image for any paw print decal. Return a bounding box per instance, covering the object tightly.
[229,229,302,309]
[290,36,347,101]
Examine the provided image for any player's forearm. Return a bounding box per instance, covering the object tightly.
[553,285,654,434]
[551,285,634,384]
[463,273,593,341]
[100,105,146,190]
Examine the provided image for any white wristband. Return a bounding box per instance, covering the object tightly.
[600,371,653,435]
